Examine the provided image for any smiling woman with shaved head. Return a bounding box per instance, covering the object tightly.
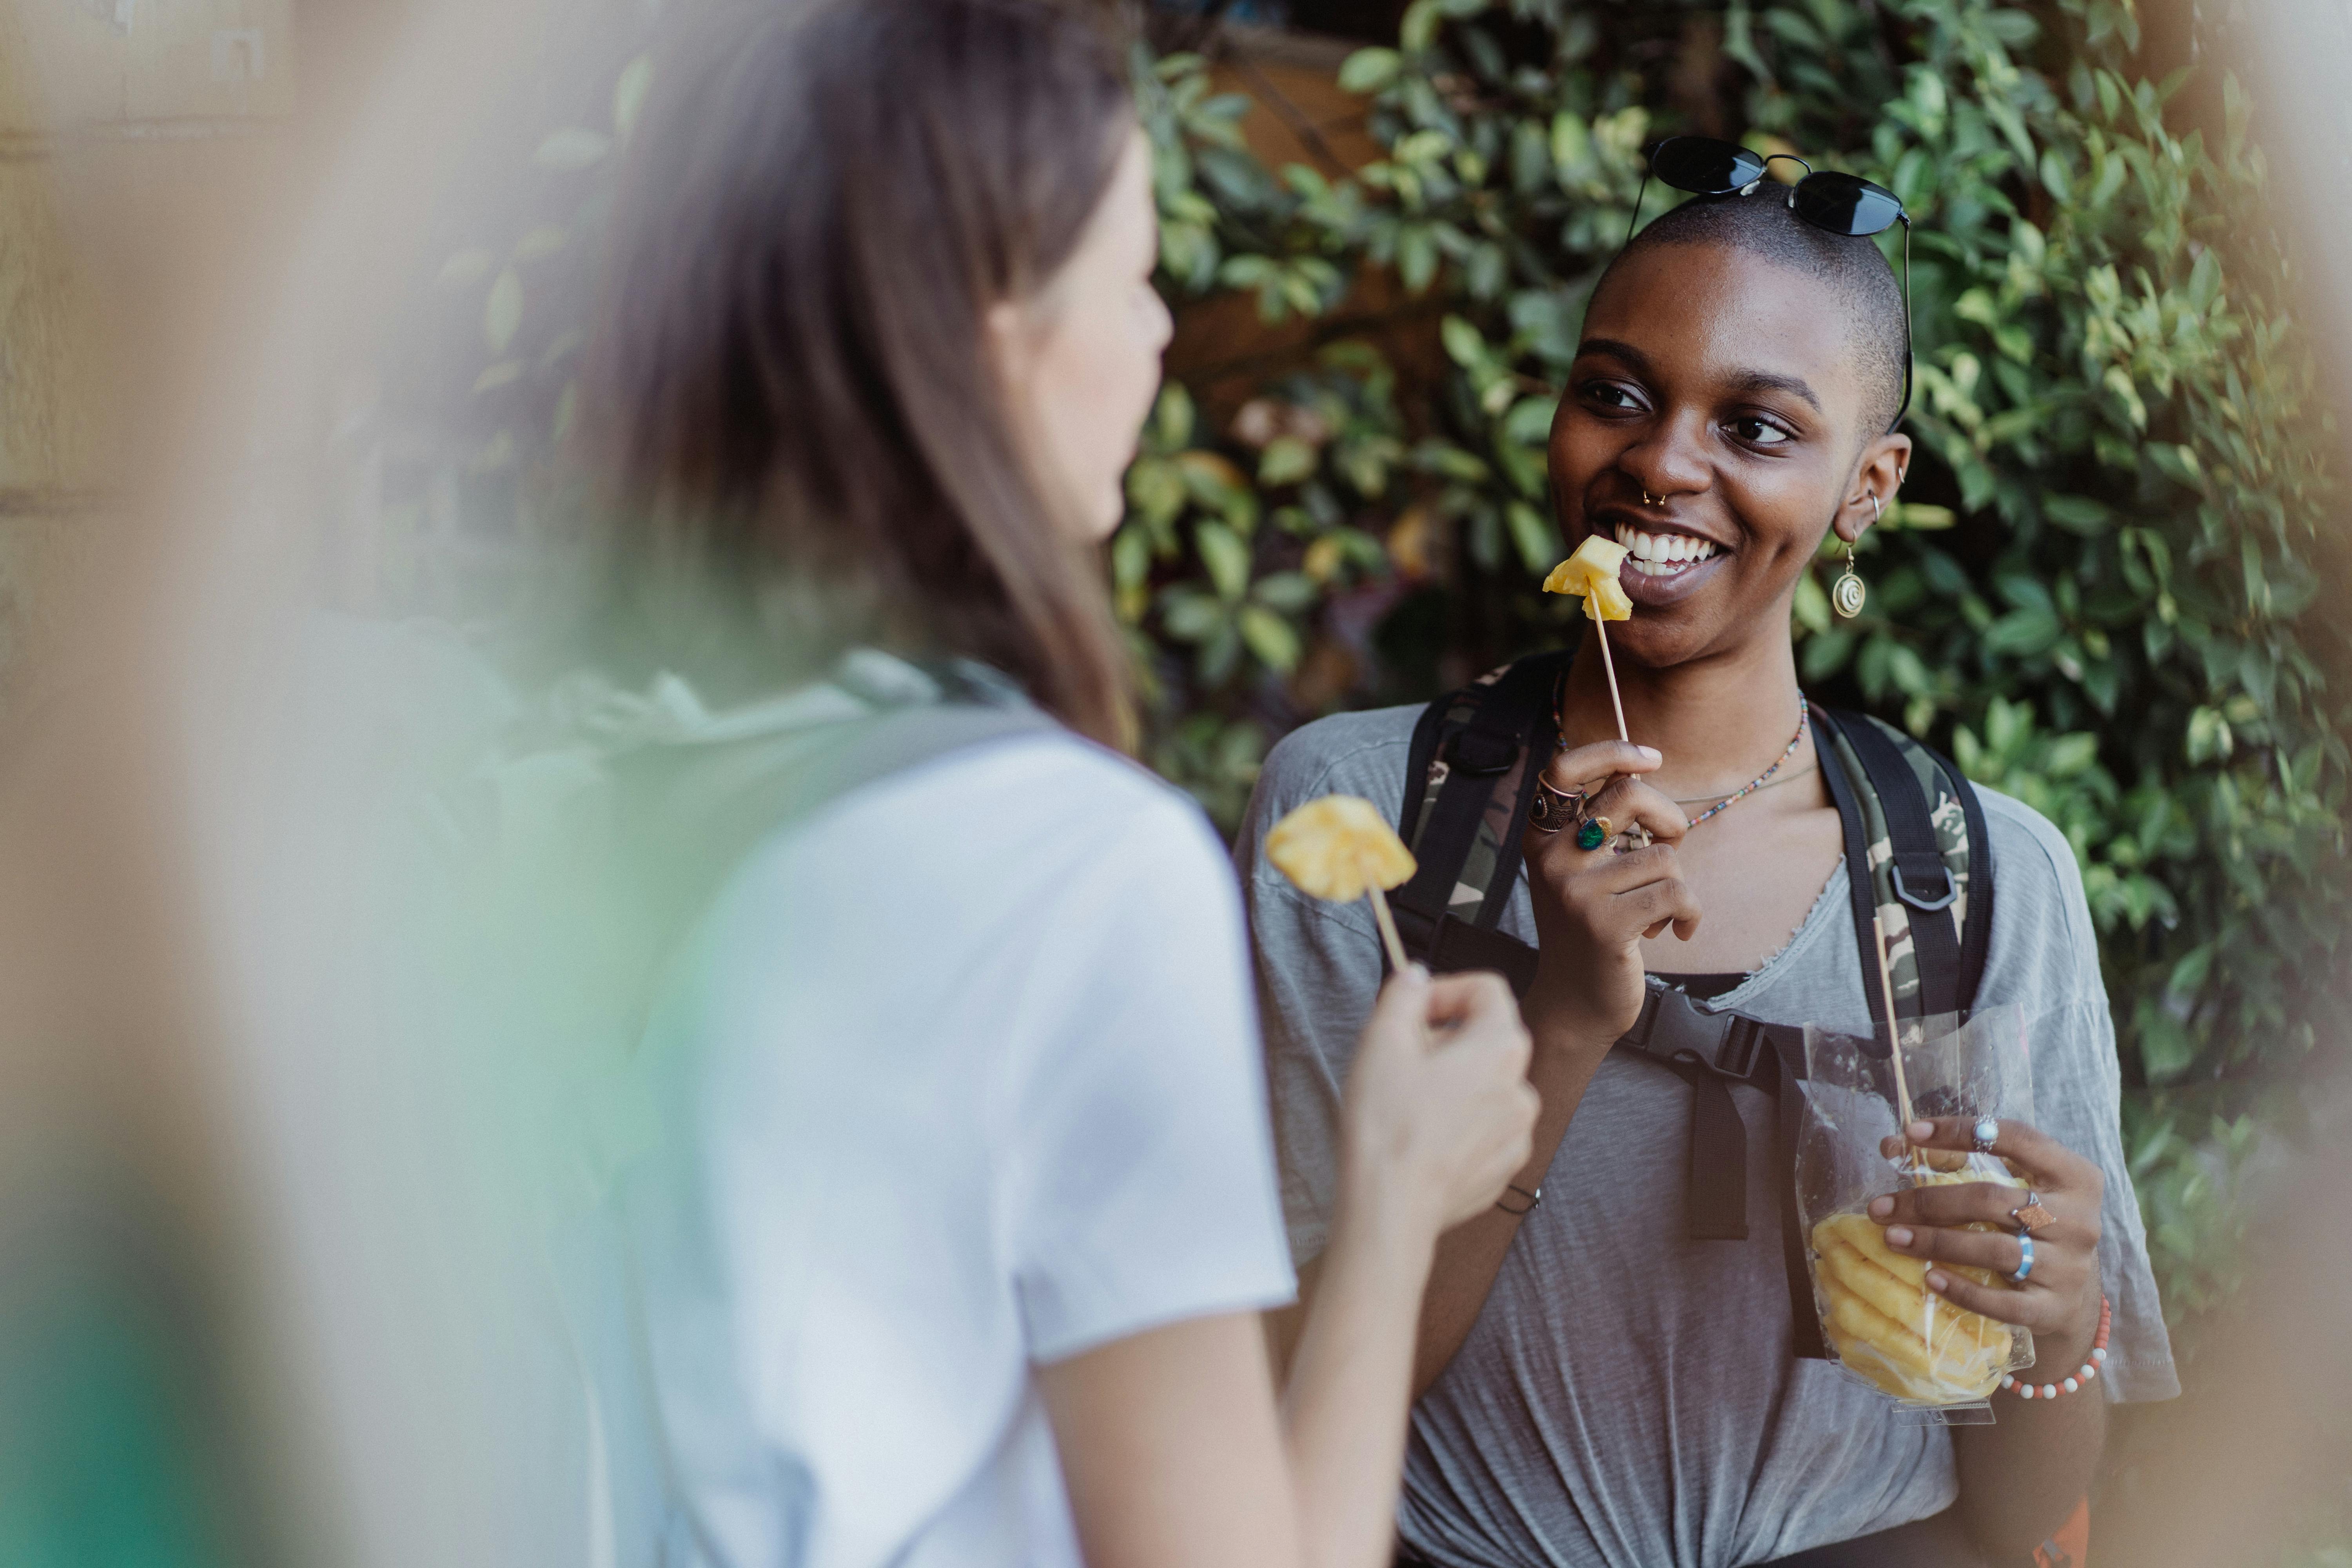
[1238,187,2177,1568]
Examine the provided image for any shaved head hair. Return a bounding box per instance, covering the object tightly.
[1598,192,1909,437]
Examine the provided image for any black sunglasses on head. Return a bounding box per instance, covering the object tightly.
[1626,135,1913,432]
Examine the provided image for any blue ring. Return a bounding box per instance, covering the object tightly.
[2009,1232,2035,1285]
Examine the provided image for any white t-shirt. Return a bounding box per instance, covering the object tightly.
[622,729,1296,1568]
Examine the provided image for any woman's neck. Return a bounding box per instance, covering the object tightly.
[1561,630,1808,797]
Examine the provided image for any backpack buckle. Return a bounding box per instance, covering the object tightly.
[1627,987,1732,1071]
[1891,857,1958,911]
[1715,1017,1763,1080]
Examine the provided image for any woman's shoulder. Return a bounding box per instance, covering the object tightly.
[822,727,1227,883]
[1973,783,2103,1005]
[1976,785,2089,910]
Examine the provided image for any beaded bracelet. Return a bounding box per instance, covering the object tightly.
[2002,1295,2111,1400]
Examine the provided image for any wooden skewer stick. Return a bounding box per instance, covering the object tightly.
[1871,913,1923,1169]
[1365,878,1410,975]
[1592,616,1630,744]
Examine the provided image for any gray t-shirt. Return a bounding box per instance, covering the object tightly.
[1238,704,2179,1568]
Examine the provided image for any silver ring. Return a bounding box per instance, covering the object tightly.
[2009,1232,2035,1285]
[1970,1116,2000,1154]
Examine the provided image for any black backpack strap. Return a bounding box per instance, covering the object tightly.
[1771,1040,1828,1359]
[1393,653,1567,989]
[1613,989,1766,1240]
[1813,707,1996,1019]
[1809,708,1901,1031]
[1399,693,1449,846]
[1828,711,1964,1018]
[1613,988,1828,1358]
[1949,767,1996,1013]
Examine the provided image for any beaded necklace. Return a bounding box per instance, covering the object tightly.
[1682,701,1811,828]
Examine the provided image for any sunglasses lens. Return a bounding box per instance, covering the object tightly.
[1650,136,1769,196]
[1792,172,1906,236]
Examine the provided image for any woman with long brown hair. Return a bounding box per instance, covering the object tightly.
[585,4,1537,1566]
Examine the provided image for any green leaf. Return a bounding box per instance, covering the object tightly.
[1258,437,1318,487]
[2038,147,2073,201]
[1238,605,1302,673]
[1550,113,1591,178]
[1152,383,1196,450]
[1440,314,1485,368]
[1793,569,1831,635]
[1983,608,2062,658]
[1126,459,1185,528]
[1196,521,1252,600]
[1398,226,1439,294]
[1503,395,1560,446]
[2139,1011,2196,1082]
[1337,47,1401,94]
[1887,502,1955,530]
[1505,502,1557,574]
[1112,525,1151,590]
[1162,589,1226,641]
[1400,0,1444,51]
[2043,494,2114,536]
[1252,571,1319,612]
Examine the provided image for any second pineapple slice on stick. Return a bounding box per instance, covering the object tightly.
[1265,795,1417,973]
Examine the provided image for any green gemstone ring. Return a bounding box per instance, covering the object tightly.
[1575,817,1609,851]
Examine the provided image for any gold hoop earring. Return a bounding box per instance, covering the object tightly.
[1832,539,1867,619]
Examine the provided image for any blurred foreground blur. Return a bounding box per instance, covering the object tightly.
[1,0,2349,1564]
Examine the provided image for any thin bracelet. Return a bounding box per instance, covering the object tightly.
[1495,1183,1541,1216]
[2002,1295,2111,1399]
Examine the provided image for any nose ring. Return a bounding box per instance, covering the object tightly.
[1641,489,1659,506]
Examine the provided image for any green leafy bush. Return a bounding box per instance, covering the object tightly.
[1127,0,2349,1325]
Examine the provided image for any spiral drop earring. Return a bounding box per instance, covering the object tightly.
[1831,494,1875,619]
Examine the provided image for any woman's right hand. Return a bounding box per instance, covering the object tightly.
[1520,740,1701,1051]
[1341,967,1539,1238]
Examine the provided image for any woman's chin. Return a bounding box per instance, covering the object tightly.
[1068,481,1126,544]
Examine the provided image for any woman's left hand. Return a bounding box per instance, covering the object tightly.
[1869,1116,2106,1365]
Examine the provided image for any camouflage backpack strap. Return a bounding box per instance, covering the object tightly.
[1810,706,1996,1023]
[1392,652,1570,993]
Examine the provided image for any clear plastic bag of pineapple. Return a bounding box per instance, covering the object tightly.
[1810,1156,2027,1404]
[1796,1007,2038,1417]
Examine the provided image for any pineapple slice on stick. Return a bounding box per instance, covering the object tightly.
[1266,795,1417,973]
[1542,535,1634,743]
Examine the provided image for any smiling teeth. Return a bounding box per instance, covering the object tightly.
[1613,522,1719,573]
